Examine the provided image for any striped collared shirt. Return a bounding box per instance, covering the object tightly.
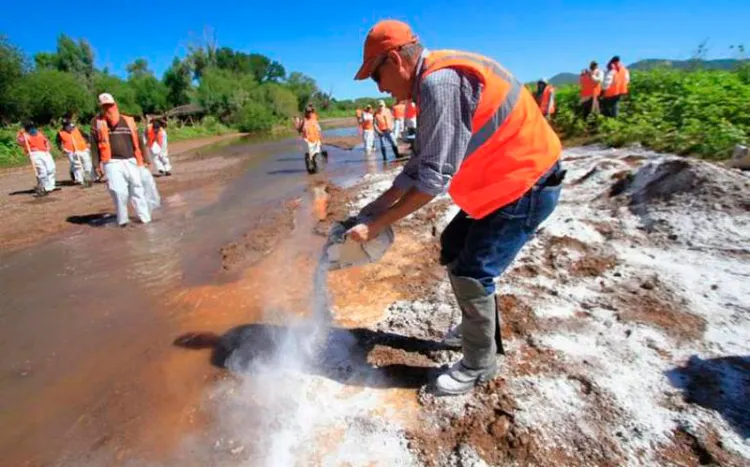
[393,49,482,195]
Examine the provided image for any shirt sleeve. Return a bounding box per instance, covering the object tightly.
[393,68,480,196]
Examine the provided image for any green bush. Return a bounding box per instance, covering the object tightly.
[12,70,92,123]
[234,102,274,133]
[553,68,750,159]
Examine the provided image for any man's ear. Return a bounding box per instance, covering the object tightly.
[389,49,404,71]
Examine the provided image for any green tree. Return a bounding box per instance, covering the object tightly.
[257,83,298,119]
[126,58,151,78]
[196,67,257,120]
[0,35,27,122]
[285,72,319,111]
[93,73,141,115]
[12,70,92,123]
[162,58,193,108]
[129,75,168,114]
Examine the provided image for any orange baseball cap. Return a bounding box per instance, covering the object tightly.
[354,20,418,80]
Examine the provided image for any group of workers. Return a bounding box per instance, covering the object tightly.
[355,99,417,160]
[16,92,172,226]
[532,55,631,121]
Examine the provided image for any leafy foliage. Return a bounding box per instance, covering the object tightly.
[552,68,750,159]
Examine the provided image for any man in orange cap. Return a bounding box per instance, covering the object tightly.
[348,20,564,395]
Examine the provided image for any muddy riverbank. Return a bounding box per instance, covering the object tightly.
[2,136,749,466]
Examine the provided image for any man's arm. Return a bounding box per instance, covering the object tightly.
[350,69,479,242]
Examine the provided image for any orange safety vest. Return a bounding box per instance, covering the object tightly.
[392,104,406,119]
[536,85,556,115]
[419,50,561,219]
[579,72,601,98]
[58,127,89,153]
[603,66,621,98]
[374,111,392,131]
[615,65,629,96]
[361,113,374,130]
[95,115,144,166]
[302,118,321,143]
[147,127,165,148]
[17,131,50,154]
[405,101,417,119]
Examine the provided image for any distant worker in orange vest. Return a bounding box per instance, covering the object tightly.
[579,61,603,119]
[360,104,375,153]
[302,106,323,157]
[56,117,93,186]
[17,122,56,196]
[374,100,400,161]
[147,120,171,176]
[350,20,563,395]
[601,56,629,117]
[90,93,151,226]
[535,79,556,119]
[392,101,406,140]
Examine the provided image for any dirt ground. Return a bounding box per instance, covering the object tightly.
[3,138,750,466]
[0,133,246,251]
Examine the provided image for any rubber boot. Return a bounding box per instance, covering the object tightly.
[435,273,499,395]
[442,298,505,354]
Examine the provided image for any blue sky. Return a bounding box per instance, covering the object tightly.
[1,0,747,99]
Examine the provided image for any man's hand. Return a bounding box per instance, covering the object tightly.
[347,221,386,243]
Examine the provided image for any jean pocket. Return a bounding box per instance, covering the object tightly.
[529,184,562,227]
[495,193,531,219]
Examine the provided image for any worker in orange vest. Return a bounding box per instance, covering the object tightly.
[392,101,406,140]
[579,61,603,119]
[301,107,323,157]
[349,20,563,395]
[534,79,556,119]
[360,104,375,153]
[17,122,57,195]
[90,93,152,226]
[601,56,629,117]
[147,120,171,176]
[374,100,400,161]
[56,118,92,186]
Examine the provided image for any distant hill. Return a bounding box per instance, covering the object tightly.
[547,58,749,87]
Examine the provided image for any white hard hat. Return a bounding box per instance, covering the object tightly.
[98,93,116,105]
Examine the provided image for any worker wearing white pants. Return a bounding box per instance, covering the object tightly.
[147,121,172,175]
[66,150,93,184]
[30,151,57,192]
[91,93,152,226]
[361,105,376,153]
[393,117,404,141]
[17,125,56,194]
[104,158,151,225]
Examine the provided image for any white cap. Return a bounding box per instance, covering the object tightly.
[378,99,386,106]
[98,93,116,105]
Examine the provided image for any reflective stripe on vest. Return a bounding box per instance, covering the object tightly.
[59,128,88,153]
[419,50,561,219]
[580,72,601,98]
[95,115,144,166]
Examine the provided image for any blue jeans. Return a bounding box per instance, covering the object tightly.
[440,163,563,294]
[377,131,399,160]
